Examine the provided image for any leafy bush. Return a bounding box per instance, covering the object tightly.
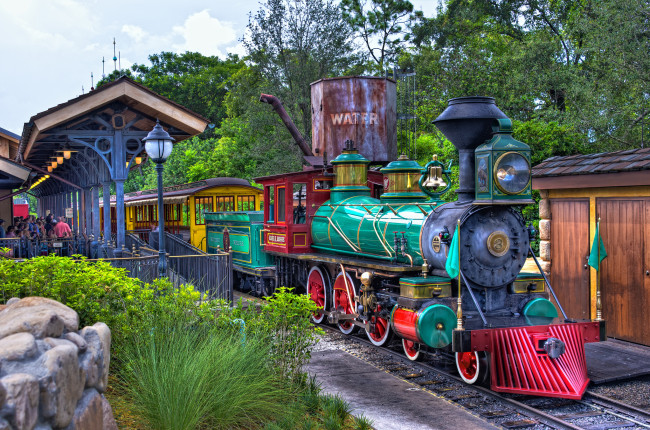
[0,256,357,429]
[216,287,323,383]
[0,255,222,362]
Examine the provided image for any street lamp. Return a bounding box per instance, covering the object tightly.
[143,119,175,277]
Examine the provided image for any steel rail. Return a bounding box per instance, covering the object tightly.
[582,392,650,428]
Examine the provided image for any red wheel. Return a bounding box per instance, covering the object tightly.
[307,267,329,323]
[333,271,358,334]
[402,339,421,361]
[455,351,489,385]
[366,305,392,346]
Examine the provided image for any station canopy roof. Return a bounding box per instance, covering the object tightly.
[15,76,209,196]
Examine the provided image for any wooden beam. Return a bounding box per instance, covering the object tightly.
[124,84,207,133]
[21,161,82,190]
[0,187,29,202]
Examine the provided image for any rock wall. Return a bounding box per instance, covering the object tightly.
[0,297,117,430]
[538,190,551,276]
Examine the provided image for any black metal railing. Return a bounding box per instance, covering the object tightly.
[0,231,233,302]
[88,255,159,284]
[0,236,95,259]
[163,232,233,301]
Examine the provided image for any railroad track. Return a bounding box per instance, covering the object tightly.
[316,323,650,430]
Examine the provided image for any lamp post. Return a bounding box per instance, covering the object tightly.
[143,120,174,277]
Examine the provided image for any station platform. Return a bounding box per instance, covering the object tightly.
[306,349,498,430]
[586,338,650,384]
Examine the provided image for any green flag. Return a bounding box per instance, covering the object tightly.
[588,221,607,271]
[445,224,460,278]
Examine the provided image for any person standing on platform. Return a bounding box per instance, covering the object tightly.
[0,219,5,239]
[44,215,54,235]
[54,216,72,238]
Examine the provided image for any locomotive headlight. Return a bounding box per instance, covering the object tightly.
[493,152,530,195]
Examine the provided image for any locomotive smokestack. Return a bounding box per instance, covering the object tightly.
[259,93,314,158]
[433,97,507,202]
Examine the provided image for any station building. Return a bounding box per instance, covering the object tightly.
[533,148,650,346]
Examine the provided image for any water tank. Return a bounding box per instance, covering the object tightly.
[311,76,396,163]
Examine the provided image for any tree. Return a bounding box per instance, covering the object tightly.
[341,0,418,73]
[408,0,649,151]
[243,0,361,139]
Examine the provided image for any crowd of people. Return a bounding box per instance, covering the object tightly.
[0,214,77,258]
[0,214,73,240]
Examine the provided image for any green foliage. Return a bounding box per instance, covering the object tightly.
[244,0,361,137]
[119,315,294,430]
[341,0,418,73]
[0,256,221,357]
[321,394,353,426]
[353,415,375,430]
[217,287,323,383]
[98,52,245,133]
[0,256,364,429]
[512,119,587,166]
[124,134,262,192]
[408,0,649,151]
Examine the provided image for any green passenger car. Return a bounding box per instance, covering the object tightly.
[205,211,275,275]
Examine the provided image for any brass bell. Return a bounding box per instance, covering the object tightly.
[422,155,447,190]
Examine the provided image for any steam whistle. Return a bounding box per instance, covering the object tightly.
[419,155,452,202]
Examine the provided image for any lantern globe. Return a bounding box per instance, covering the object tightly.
[143,120,175,163]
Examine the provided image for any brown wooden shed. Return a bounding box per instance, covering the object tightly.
[533,148,650,346]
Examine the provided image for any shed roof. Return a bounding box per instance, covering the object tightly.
[533,148,650,177]
[532,147,650,190]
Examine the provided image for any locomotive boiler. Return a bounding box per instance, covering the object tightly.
[207,80,605,400]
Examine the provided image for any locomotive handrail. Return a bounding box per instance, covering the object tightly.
[529,246,568,320]
[370,210,395,258]
[460,271,488,326]
[312,215,361,252]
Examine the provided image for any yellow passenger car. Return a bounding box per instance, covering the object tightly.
[101,177,262,251]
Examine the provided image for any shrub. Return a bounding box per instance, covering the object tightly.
[0,255,223,367]
[215,287,323,383]
[353,415,374,430]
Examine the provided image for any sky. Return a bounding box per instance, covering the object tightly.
[0,0,436,136]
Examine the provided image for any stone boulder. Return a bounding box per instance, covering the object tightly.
[0,297,115,429]
[2,297,79,333]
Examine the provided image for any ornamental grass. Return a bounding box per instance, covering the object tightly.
[117,315,293,430]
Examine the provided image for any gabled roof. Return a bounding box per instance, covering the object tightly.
[18,76,209,161]
[0,156,31,189]
[533,148,650,177]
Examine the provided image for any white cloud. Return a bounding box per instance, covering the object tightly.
[226,43,247,58]
[171,10,237,58]
[84,43,100,52]
[122,25,148,44]
[0,0,97,49]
